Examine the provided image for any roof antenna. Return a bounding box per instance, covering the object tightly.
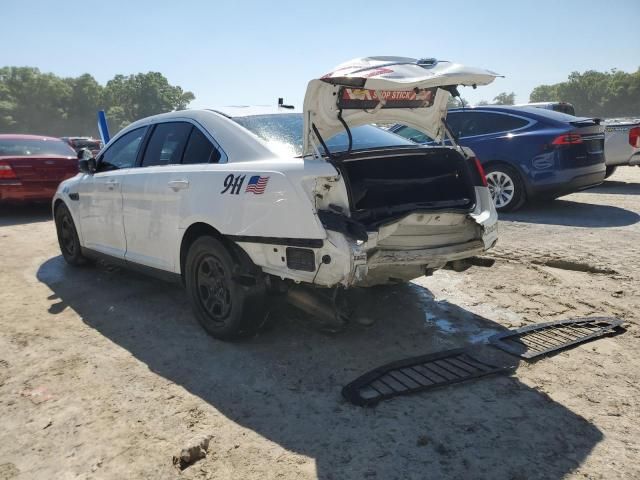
[278,97,295,109]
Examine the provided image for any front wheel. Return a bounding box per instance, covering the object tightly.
[485,164,526,212]
[54,203,88,266]
[185,236,265,340]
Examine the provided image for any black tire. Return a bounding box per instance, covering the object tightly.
[605,166,617,179]
[485,164,526,212]
[185,236,265,340]
[54,203,87,266]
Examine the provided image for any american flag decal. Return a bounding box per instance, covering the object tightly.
[245,175,269,194]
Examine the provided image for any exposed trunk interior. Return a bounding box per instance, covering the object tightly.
[339,147,476,226]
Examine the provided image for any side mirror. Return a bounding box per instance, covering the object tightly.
[77,148,96,174]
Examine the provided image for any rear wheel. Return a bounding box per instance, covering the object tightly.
[185,236,265,340]
[485,164,526,212]
[54,204,87,266]
[605,166,617,179]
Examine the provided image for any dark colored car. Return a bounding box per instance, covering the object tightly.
[389,106,606,211]
[61,136,103,156]
[0,134,78,203]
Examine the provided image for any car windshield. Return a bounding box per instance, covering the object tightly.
[0,138,76,156]
[232,113,414,157]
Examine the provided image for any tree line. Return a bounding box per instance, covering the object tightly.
[450,67,639,117]
[529,67,640,117]
[0,67,195,138]
[1,66,638,139]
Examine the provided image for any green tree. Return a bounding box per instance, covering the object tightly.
[476,100,490,106]
[529,84,559,103]
[103,72,195,133]
[529,68,640,117]
[447,96,467,109]
[492,92,515,105]
[66,74,104,136]
[0,68,195,136]
[0,67,71,135]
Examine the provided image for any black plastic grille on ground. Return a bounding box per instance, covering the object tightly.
[342,348,513,407]
[489,317,624,360]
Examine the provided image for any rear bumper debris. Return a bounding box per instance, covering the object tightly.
[488,317,624,360]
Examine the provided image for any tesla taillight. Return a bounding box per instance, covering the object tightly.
[629,126,640,148]
[0,163,17,179]
[552,133,583,145]
[470,156,488,186]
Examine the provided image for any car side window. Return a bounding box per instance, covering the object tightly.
[141,122,192,167]
[460,112,529,137]
[395,126,432,144]
[445,114,464,138]
[99,127,147,171]
[181,127,222,164]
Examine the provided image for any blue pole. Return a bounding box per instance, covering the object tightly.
[97,110,110,145]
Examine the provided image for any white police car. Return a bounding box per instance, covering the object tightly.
[53,56,500,339]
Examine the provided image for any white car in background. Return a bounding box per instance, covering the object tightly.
[603,118,640,177]
[53,56,499,340]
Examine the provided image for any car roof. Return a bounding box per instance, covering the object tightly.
[0,134,63,141]
[448,105,581,122]
[213,105,301,117]
[110,109,282,162]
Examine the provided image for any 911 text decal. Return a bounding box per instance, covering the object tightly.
[221,174,245,195]
[222,174,271,195]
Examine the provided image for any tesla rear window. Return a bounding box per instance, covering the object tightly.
[0,138,76,156]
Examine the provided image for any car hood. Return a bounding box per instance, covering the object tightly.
[302,56,501,157]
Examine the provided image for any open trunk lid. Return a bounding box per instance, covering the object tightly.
[303,56,501,157]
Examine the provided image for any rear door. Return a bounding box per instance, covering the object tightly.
[122,122,191,271]
[122,122,222,272]
[447,111,531,163]
[77,127,148,258]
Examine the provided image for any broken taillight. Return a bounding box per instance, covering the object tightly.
[0,162,17,179]
[552,133,583,145]
[629,126,640,148]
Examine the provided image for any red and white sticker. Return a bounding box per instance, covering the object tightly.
[339,88,437,109]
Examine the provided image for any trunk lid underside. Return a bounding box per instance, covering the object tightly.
[303,56,501,157]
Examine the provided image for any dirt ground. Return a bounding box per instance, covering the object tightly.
[1,167,639,480]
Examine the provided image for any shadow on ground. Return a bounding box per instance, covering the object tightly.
[588,179,640,196]
[0,204,51,227]
[501,199,639,228]
[38,256,602,480]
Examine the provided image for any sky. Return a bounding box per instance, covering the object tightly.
[1,0,639,110]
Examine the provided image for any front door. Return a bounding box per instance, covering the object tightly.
[78,127,148,258]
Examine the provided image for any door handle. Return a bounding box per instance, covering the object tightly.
[106,179,119,190]
[168,179,190,191]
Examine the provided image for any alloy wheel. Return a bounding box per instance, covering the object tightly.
[486,171,515,209]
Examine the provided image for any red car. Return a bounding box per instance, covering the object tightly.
[0,134,78,203]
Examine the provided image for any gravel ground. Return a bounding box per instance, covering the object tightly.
[0,167,639,480]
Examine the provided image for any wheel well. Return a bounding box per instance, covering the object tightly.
[53,198,65,215]
[179,223,254,281]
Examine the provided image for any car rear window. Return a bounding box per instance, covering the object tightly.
[515,106,580,122]
[447,112,529,137]
[0,138,76,157]
[233,113,413,156]
[71,139,102,150]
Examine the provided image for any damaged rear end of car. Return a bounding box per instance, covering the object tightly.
[302,57,500,286]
